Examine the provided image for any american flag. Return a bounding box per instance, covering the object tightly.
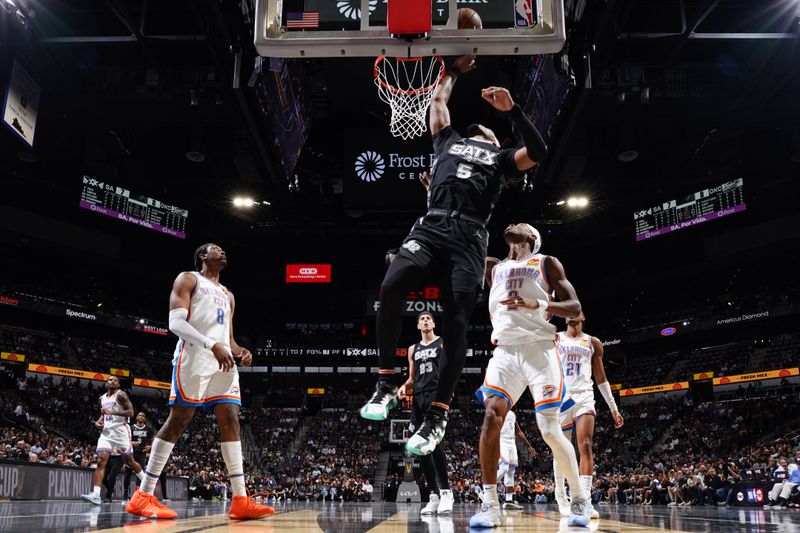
[286,11,319,29]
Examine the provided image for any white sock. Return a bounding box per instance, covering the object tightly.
[221,441,246,497]
[141,438,175,495]
[482,484,499,507]
[536,411,583,505]
[93,485,101,497]
[580,474,593,501]
[505,488,514,502]
[135,470,144,481]
[553,459,568,501]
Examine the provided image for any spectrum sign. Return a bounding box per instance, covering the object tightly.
[286,264,332,283]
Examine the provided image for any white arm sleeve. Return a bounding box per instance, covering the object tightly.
[169,308,216,350]
[597,381,618,412]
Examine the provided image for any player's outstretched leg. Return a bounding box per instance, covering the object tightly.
[362,255,427,421]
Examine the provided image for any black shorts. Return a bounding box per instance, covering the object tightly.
[397,214,489,293]
[410,390,436,432]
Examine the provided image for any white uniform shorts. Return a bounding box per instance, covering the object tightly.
[499,440,518,466]
[481,340,572,414]
[96,424,132,456]
[559,389,596,434]
[170,341,241,410]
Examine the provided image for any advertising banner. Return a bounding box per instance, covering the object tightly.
[110,368,130,377]
[693,371,714,380]
[713,368,798,386]
[133,378,171,390]
[28,363,109,382]
[0,460,187,500]
[1,352,25,362]
[344,129,434,210]
[3,60,41,147]
[286,264,332,283]
[0,292,168,336]
[307,388,325,395]
[620,382,689,396]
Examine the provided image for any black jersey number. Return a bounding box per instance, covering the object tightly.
[456,163,473,179]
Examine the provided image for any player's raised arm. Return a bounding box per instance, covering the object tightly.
[429,55,476,135]
[481,86,547,171]
[591,336,623,428]
[484,257,499,288]
[543,256,581,319]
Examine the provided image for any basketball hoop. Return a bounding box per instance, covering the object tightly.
[374,55,445,140]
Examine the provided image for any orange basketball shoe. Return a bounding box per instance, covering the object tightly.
[125,489,177,519]
[228,494,275,520]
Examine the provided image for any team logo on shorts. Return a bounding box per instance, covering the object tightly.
[542,385,556,398]
[402,240,421,254]
[227,386,240,395]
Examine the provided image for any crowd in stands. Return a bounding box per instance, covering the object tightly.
[253,409,381,502]
[0,324,174,379]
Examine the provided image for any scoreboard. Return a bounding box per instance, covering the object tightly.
[634,178,746,242]
[79,176,188,239]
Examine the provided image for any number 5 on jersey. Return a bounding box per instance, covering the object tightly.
[456,163,473,179]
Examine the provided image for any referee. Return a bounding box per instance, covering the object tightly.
[360,54,548,457]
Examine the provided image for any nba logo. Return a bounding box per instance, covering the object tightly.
[514,0,534,28]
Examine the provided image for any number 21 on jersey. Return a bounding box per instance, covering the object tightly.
[565,362,581,376]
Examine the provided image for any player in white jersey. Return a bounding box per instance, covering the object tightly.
[80,376,143,505]
[126,243,274,521]
[495,409,537,510]
[470,223,590,528]
[553,313,624,518]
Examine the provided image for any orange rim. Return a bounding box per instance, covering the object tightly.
[374,55,445,96]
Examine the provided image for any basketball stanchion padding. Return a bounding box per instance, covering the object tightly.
[388,0,432,36]
[374,55,445,140]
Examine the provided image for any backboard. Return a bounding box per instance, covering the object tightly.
[254,0,566,58]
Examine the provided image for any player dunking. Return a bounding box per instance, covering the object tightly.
[80,376,144,505]
[126,243,273,520]
[360,55,549,457]
[553,313,624,518]
[398,312,454,515]
[470,223,590,528]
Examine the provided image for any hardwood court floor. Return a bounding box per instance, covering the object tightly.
[0,500,797,532]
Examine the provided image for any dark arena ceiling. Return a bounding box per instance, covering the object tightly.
[0,0,799,338]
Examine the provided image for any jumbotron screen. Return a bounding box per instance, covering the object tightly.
[634,178,746,242]
[79,176,188,239]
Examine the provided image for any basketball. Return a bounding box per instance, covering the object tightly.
[457,8,482,30]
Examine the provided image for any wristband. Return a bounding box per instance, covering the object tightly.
[598,381,618,412]
[536,299,549,311]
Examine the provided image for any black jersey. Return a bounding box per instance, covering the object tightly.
[130,423,151,453]
[412,337,444,395]
[429,127,521,221]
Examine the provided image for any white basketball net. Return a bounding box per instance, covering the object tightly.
[374,55,445,140]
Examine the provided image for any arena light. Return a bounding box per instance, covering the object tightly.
[566,197,589,208]
[232,197,271,208]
